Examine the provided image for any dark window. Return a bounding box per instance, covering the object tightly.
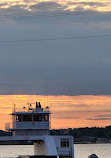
[39,115,42,121]
[16,115,22,122]
[23,114,32,121]
[33,114,43,121]
[61,139,69,147]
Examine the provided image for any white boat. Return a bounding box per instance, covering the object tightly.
[0,102,74,158]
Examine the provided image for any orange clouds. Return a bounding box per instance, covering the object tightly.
[0,0,111,12]
[0,95,111,130]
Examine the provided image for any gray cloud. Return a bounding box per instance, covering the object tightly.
[87,118,111,120]
[86,112,111,121]
[0,1,110,14]
[54,110,111,113]
[52,109,111,121]
[69,2,106,7]
[95,114,111,117]
[29,2,65,12]
[66,2,107,12]
[0,8,110,95]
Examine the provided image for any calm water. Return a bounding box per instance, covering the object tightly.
[0,144,111,158]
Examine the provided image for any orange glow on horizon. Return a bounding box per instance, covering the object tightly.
[0,95,111,130]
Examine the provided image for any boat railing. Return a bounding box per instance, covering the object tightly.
[12,107,29,113]
[12,107,50,113]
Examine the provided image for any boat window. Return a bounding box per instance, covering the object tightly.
[23,114,32,122]
[33,114,43,121]
[43,114,49,121]
[61,139,69,147]
[16,115,22,122]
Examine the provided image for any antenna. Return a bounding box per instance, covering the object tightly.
[46,78,47,96]
[46,78,48,106]
[13,104,16,112]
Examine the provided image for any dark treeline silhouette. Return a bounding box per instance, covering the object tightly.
[50,126,111,143]
[0,130,12,136]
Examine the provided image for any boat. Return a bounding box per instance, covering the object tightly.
[0,102,74,158]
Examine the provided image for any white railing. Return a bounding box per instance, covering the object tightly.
[12,107,28,113]
[12,107,50,113]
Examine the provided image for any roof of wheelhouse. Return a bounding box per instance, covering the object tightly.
[11,101,51,115]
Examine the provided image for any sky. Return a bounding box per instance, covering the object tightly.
[0,0,111,129]
[0,0,111,95]
[0,0,111,12]
[1,95,111,130]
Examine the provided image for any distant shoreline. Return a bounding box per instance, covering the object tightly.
[1,126,111,144]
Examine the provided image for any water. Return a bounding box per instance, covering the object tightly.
[0,144,111,158]
[74,144,111,158]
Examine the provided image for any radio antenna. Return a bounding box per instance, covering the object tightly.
[46,78,48,106]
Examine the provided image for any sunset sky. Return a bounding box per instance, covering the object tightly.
[0,0,111,130]
[0,0,111,12]
[1,95,111,130]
